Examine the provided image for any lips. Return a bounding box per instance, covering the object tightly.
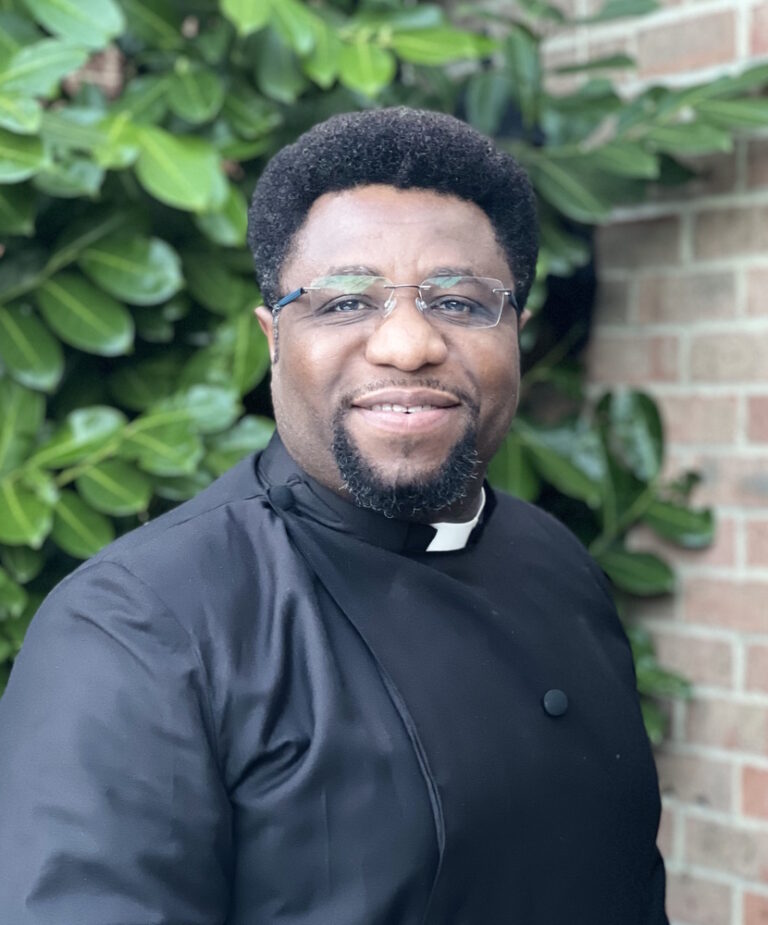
[351,388,460,411]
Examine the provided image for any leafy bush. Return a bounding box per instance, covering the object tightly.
[1,0,766,735]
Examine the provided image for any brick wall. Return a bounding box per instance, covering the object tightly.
[544,2,768,922]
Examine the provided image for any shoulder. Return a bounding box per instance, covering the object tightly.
[487,489,615,605]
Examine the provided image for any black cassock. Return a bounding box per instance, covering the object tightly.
[0,434,668,924]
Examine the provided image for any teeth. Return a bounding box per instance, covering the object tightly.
[370,403,436,413]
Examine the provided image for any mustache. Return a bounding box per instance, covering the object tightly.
[338,378,480,416]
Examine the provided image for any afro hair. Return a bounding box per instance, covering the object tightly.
[247,106,539,311]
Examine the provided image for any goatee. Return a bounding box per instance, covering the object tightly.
[331,414,480,519]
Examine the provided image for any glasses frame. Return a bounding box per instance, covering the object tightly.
[272,276,521,329]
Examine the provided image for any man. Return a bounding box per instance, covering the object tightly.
[0,108,668,924]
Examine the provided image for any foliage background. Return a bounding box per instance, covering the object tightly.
[1,0,767,737]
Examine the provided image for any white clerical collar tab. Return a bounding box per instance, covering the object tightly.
[426,488,486,553]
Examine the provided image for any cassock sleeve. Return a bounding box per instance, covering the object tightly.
[0,559,231,924]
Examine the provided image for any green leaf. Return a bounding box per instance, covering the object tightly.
[222,82,281,139]
[195,183,248,247]
[153,469,212,501]
[29,405,126,468]
[0,13,43,71]
[695,98,768,129]
[0,543,43,583]
[0,184,35,235]
[150,384,241,435]
[47,207,130,275]
[133,307,173,343]
[338,40,395,97]
[120,0,182,50]
[642,499,714,549]
[21,0,124,49]
[37,272,135,356]
[635,656,692,699]
[503,28,541,127]
[578,0,658,23]
[134,126,223,213]
[640,698,667,746]
[182,251,259,315]
[180,312,270,396]
[389,28,496,65]
[526,155,612,222]
[0,478,53,547]
[119,414,203,476]
[301,18,340,88]
[0,39,87,97]
[204,415,274,475]
[599,390,662,481]
[466,71,514,136]
[0,565,27,618]
[0,93,41,133]
[76,459,152,516]
[109,74,169,125]
[0,126,48,182]
[487,431,541,502]
[51,489,114,559]
[271,0,321,55]
[0,377,44,473]
[108,353,183,411]
[255,27,308,104]
[515,419,604,506]
[0,304,64,392]
[596,547,675,595]
[588,141,659,179]
[222,0,271,36]
[79,232,183,306]
[33,156,104,198]
[168,61,226,125]
[555,54,635,74]
[643,122,732,155]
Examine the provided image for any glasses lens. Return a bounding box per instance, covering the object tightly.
[420,277,504,328]
[306,275,388,324]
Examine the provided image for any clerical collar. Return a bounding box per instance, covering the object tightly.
[256,433,494,555]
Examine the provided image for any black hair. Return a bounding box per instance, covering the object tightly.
[247,107,539,311]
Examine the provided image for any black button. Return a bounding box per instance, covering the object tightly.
[543,689,568,717]
[268,485,295,511]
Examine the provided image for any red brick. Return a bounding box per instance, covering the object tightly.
[660,394,739,445]
[747,268,768,318]
[684,578,768,634]
[627,518,736,570]
[745,890,768,925]
[657,803,677,859]
[651,630,734,689]
[748,520,768,568]
[666,871,732,925]
[748,138,768,190]
[651,149,739,202]
[656,748,732,809]
[638,11,736,78]
[686,697,768,754]
[587,333,680,385]
[594,277,630,325]
[634,270,737,324]
[676,453,768,509]
[690,331,768,383]
[596,216,682,270]
[752,1,768,55]
[685,816,768,881]
[747,644,768,695]
[694,206,768,260]
[744,765,768,821]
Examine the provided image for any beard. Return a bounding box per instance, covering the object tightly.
[331,411,481,520]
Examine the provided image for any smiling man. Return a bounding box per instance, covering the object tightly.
[0,108,668,924]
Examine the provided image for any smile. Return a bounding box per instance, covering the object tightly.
[369,403,441,413]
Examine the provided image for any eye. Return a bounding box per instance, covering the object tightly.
[314,294,379,320]
[431,297,475,315]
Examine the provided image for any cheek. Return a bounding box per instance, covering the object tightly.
[275,329,355,405]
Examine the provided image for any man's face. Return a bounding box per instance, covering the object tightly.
[255,185,528,520]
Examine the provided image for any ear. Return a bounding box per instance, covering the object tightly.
[254,306,276,361]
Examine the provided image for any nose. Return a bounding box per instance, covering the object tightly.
[364,292,448,371]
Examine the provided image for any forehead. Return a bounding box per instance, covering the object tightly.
[285,185,511,281]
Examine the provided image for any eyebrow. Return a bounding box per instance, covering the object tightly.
[323,265,479,278]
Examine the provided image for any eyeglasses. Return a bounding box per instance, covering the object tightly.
[272,274,519,330]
